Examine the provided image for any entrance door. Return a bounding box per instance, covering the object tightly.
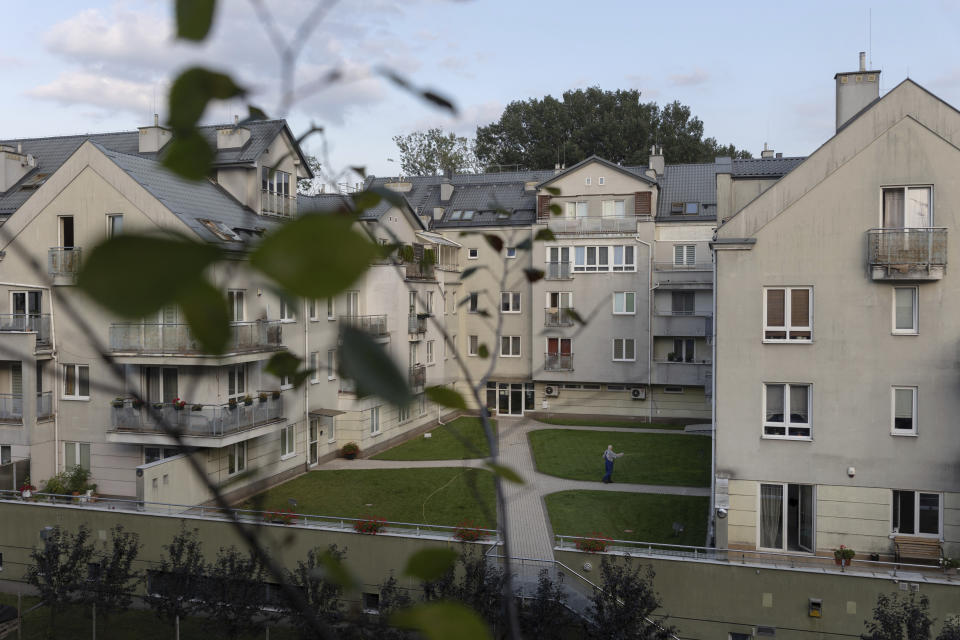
[308,418,319,465]
[509,383,523,415]
[494,382,526,415]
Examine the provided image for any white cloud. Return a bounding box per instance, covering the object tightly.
[406,100,503,136]
[25,72,156,114]
[668,68,710,87]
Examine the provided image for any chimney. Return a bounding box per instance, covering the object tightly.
[834,51,880,131]
[648,145,665,177]
[761,143,774,159]
[217,118,251,149]
[439,174,454,202]
[138,113,172,153]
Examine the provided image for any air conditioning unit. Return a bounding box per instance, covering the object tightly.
[630,387,646,401]
[544,385,559,397]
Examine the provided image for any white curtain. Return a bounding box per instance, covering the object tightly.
[760,484,783,548]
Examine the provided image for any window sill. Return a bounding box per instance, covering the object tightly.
[761,435,813,441]
[61,397,90,402]
[891,431,918,437]
[280,452,296,461]
[310,379,320,385]
[309,317,319,322]
[612,359,637,363]
[762,339,813,345]
[327,317,336,321]
[327,438,337,444]
[370,431,382,438]
[280,385,293,391]
[328,376,336,381]
[612,312,636,316]
[280,319,296,324]
[891,331,918,336]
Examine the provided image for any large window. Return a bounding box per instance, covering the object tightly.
[764,287,812,342]
[500,292,521,313]
[573,245,635,272]
[280,424,295,459]
[763,383,811,439]
[891,386,917,435]
[601,200,626,217]
[64,442,91,472]
[500,336,521,357]
[893,287,918,334]
[892,490,941,536]
[672,338,695,363]
[145,367,178,404]
[882,186,932,228]
[564,202,588,219]
[228,290,245,322]
[612,338,636,362]
[759,483,814,551]
[227,442,246,475]
[671,291,695,315]
[613,292,636,315]
[62,364,90,400]
[261,167,291,216]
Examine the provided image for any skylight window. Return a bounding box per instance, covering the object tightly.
[198,219,243,242]
[462,210,475,220]
[449,210,463,220]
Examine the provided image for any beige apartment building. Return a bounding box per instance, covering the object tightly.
[713,60,960,560]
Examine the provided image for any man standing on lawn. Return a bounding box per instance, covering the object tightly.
[601,445,624,483]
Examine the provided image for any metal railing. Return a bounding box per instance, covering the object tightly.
[544,352,573,371]
[654,261,713,271]
[545,261,573,280]
[409,364,426,391]
[0,314,51,346]
[260,190,295,217]
[339,378,356,394]
[48,247,81,276]
[36,391,53,420]
[0,394,23,423]
[867,227,947,268]
[110,396,283,437]
[110,320,282,355]
[547,216,639,234]
[338,314,388,337]
[408,314,427,334]
[404,261,436,280]
[544,307,576,327]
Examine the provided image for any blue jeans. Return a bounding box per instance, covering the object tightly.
[602,459,614,483]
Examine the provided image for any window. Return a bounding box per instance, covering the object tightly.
[468,248,478,259]
[144,447,178,464]
[398,403,410,423]
[598,176,605,186]
[547,291,573,309]
[673,244,695,266]
[601,200,625,217]
[62,364,90,400]
[664,386,684,394]
[892,386,917,435]
[327,349,336,380]
[684,202,699,215]
[425,291,433,315]
[106,214,123,238]
[612,246,635,271]
[882,186,932,228]
[327,298,335,320]
[585,177,592,186]
[310,352,319,383]
[500,292,521,313]
[613,292,635,314]
[370,406,380,434]
[228,290,245,322]
[468,335,479,356]
[892,490,941,536]
[308,299,319,321]
[280,424,295,458]
[763,383,811,438]
[227,365,246,399]
[468,293,479,313]
[261,167,291,216]
[672,338,695,363]
[279,298,295,322]
[764,287,812,341]
[227,442,246,475]
[612,338,636,361]
[759,484,814,551]
[145,366,178,404]
[449,210,463,221]
[506,247,517,259]
[426,341,435,364]
[573,245,634,272]
[893,287,918,334]
[308,418,320,464]
[564,202,588,219]
[461,210,475,220]
[345,291,359,317]
[280,374,292,389]
[64,442,91,472]
[671,291,695,315]
[0,445,10,465]
[500,336,521,357]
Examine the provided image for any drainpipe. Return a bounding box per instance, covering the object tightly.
[633,236,654,422]
[303,298,309,471]
[708,245,718,546]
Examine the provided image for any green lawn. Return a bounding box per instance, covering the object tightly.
[372,417,496,460]
[545,491,709,546]
[528,430,710,487]
[533,417,687,430]
[245,468,496,528]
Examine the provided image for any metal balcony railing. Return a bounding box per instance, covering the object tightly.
[408,314,427,334]
[545,261,573,280]
[867,228,947,277]
[338,314,388,337]
[36,391,53,420]
[260,190,295,217]
[547,216,638,234]
[0,314,51,347]
[654,262,713,271]
[110,396,283,437]
[404,262,436,280]
[48,247,81,277]
[110,320,282,355]
[544,353,573,371]
[0,394,23,423]
[409,364,426,391]
[544,308,576,327]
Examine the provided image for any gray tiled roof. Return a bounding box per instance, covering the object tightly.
[656,163,721,218]
[537,154,656,187]
[731,156,805,177]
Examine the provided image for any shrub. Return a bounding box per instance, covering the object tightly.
[354,516,386,535]
[575,533,612,553]
[834,545,855,561]
[341,442,360,458]
[454,520,488,542]
[263,508,296,525]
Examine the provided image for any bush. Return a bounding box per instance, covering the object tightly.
[263,508,296,525]
[354,516,386,535]
[575,533,612,553]
[454,520,488,542]
[342,442,360,458]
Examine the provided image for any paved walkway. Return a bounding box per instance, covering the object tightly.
[316,417,709,565]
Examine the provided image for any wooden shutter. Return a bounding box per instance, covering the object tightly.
[766,289,785,326]
[634,192,651,216]
[537,194,551,220]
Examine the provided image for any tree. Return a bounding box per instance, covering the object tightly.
[367,574,414,640]
[862,592,933,640]
[286,545,346,636]
[475,87,751,169]
[589,557,676,640]
[392,128,480,176]
[938,619,960,640]
[25,524,95,637]
[147,526,207,633]
[421,549,507,633]
[81,525,142,626]
[297,155,325,195]
[202,547,273,639]
[519,569,581,638]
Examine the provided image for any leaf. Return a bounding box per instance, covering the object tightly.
[484,462,525,485]
[162,131,215,180]
[266,352,301,378]
[247,105,268,120]
[168,67,245,132]
[176,0,216,41]
[483,234,503,252]
[544,186,562,196]
[421,90,458,115]
[549,203,563,216]
[524,268,545,283]
[392,602,491,640]
[350,166,367,178]
[515,238,532,251]
[319,549,360,592]
[534,228,556,242]
[367,185,409,210]
[460,266,479,279]
[404,549,458,582]
[477,344,489,359]
[338,326,411,405]
[178,280,229,354]
[251,215,378,299]
[566,308,586,325]
[351,190,382,212]
[425,386,467,410]
[77,234,223,317]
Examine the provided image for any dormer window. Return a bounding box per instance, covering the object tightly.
[462,210,475,220]
[261,166,293,217]
[449,210,463,221]
[670,202,700,215]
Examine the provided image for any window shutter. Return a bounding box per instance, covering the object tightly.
[674,245,684,265]
[685,245,696,265]
[790,289,809,327]
[635,192,651,215]
[766,289,785,326]
[537,194,551,220]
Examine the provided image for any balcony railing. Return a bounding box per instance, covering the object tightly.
[547,216,638,234]
[544,353,573,371]
[48,247,81,277]
[260,190,295,217]
[110,320,282,355]
[544,308,576,327]
[36,391,53,420]
[404,262,436,281]
[0,394,22,423]
[409,364,426,391]
[653,361,711,386]
[339,378,356,394]
[408,314,427,334]
[867,228,947,280]
[654,262,712,272]
[338,314,388,337]
[0,314,51,347]
[545,261,573,280]
[110,396,283,437]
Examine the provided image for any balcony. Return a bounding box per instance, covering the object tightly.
[653,262,713,288]
[544,353,574,371]
[110,320,282,356]
[546,216,638,235]
[408,314,427,335]
[409,364,426,392]
[109,396,284,440]
[0,314,51,349]
[0,394,22,423]
[339,378,356,394]
[260,190,295,217]
[653,361,711,386]
[545,261,573,280]
[339,314,388,338]
[653,313,711,337]
[48,247,81,282]
[404,261,436,281]
[36,391,53,420]
[867,228,946,280]
[544,308,576,327]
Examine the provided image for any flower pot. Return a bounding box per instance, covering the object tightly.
[834,558,852,567]
[21,490,32,499]
[344,452,357,460]
[111,401,124,408]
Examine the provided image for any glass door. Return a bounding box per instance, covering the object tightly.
[308,418,319,465]
[509,383,523,415]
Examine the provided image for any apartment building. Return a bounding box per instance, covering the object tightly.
[0,118,450,502]
[713,60,960,559]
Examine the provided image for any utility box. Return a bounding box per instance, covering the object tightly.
[808,598,823,618]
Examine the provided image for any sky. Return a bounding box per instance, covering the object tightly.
[3,0,960,180]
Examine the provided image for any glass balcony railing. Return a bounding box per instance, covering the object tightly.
[110,396,283,437]
[0,394,23,423]
[544,308,576,327]
[339,314,388,337]
[48,247,81,277]
[110,320,282,355]
[0,314,51,347]
[867,228,947,280]
[545,261,573,280]
[544,353,573,371]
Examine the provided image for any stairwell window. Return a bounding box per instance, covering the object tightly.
[327,349,336,380]
[62,364,90,400]
[763,383,811,439]
[280,424,295,459]
[426,341,435,364]
[309,352,319,383]
[612,338,635,362]
[468,293,479,313]
[891,387,917,435]
[468,335,479,356]
[892,287,918,334]
[763,287,812,342]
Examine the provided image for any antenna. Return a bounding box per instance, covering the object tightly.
[868,8,872,69]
